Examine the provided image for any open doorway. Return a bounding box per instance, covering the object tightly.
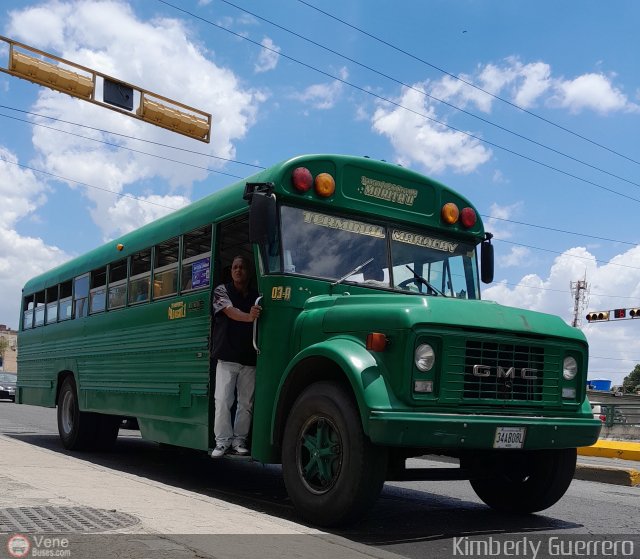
[208,214,257,452]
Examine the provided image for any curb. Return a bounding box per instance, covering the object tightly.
[578,440,640,461]
[574,463,640,487]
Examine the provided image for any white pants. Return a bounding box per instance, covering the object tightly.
[213,360,256,447]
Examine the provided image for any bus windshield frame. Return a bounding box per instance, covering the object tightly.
[274,204,480,299]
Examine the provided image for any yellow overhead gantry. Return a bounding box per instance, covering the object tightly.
[0,35,212,143]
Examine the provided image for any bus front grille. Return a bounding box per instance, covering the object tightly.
[463,340,544,401]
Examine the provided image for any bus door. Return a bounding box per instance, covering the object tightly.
[208,215,255,449]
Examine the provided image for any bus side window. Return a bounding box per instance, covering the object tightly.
[23,295,34,330]
[129,249,151,305]
[46,285,59,324]
[153,237,179,299]
[108,259,127,309]
[34,291,46,327]
[90,267,107,313]
[59,281,73,321]
[74,274,90,319]
[181,225,212,292]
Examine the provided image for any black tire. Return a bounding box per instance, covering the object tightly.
[464,448,577,513]
[281,381,387,526]
[57,376,96,450]
[57,376,119,450]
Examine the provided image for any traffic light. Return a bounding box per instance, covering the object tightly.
[10,50,94,99]
[137,96,211,142]
[586,311,610,322]
[630,308,640,318]
[613,309,626,319]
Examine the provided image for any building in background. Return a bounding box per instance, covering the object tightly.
[0,325,17,373]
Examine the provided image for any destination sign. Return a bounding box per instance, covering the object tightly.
[360,176,418,207]
[392,230,458,253]
[303,211,385,238]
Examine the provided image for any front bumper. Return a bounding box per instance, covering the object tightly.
[368,410,602,450]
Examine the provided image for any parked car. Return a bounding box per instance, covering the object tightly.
[591,403,626,424]
[0,373,16,402]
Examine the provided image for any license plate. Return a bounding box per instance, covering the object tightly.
[493,427,526,449]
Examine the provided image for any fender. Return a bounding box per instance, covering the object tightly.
[273,336,400,439]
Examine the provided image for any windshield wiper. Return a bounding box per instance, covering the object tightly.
[331,258,374,286]
[405,265,446,297]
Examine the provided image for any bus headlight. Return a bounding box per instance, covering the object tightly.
[563,356,578,380]
[415,344,435,371]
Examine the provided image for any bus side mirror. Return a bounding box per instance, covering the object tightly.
[481,234,494,284]
[245,184,277,245]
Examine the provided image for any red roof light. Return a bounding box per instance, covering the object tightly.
[460,207,477,228]
[291,167,313,192]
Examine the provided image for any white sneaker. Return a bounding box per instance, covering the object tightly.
[232,443,250,456]
[210,444,229,458]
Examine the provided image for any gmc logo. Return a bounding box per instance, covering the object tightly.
[472,365,538,379]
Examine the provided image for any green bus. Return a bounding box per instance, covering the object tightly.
[18,154,601,526]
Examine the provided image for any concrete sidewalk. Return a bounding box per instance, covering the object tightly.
[0,434,402,559]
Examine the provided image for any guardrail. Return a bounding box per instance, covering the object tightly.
[592,402,640,428]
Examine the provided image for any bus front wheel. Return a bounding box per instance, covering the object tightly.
[464,448,577,513]
[281,381,386,526]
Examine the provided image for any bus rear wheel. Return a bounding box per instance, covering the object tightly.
[464,448,577,513]
[281,381,386,526]
[57,376,119,450]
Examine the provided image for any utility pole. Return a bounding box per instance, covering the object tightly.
[570,275,589,328]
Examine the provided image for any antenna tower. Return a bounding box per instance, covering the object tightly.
[570,274,589,328]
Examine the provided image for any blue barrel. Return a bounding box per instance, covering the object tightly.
[590,379,612,391]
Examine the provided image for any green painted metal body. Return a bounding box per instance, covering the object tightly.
[17,154,600,460]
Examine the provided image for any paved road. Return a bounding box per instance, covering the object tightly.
[1,401,639,559]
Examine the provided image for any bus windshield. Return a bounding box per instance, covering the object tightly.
[279,205,479,299]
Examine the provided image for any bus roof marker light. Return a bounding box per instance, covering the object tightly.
[291,167,313,192]
[460,207,477,228]
[116,243,124,251]
[441,203,459,225]
[314,173,336,198]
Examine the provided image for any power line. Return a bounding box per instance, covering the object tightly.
[296,0,640,168]
[5,104,639,250]
[0,104,263,171]
[0,111,245,180]
[214,0,640,192]
[3,156,638,304]
[591,355,640,362]
[488,278,639,301]
[155,0,640,205]
[0,156,181,211]
[485,215,638,246]
[495,238,640,271]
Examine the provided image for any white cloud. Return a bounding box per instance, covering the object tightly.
[0,147,48,226]
[428,57,635,114]
[500,246,531,268]
[484,245,640,385]
[485,201,522,238]
[104,193,190,238]
[255,36,280,73]
[0,147,70,328]
[6,0,264,239]
[292,67,348,110]
[550,73,637,114]
[371,84,492,174]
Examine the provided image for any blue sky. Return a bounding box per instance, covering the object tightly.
[1,0,639,384]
